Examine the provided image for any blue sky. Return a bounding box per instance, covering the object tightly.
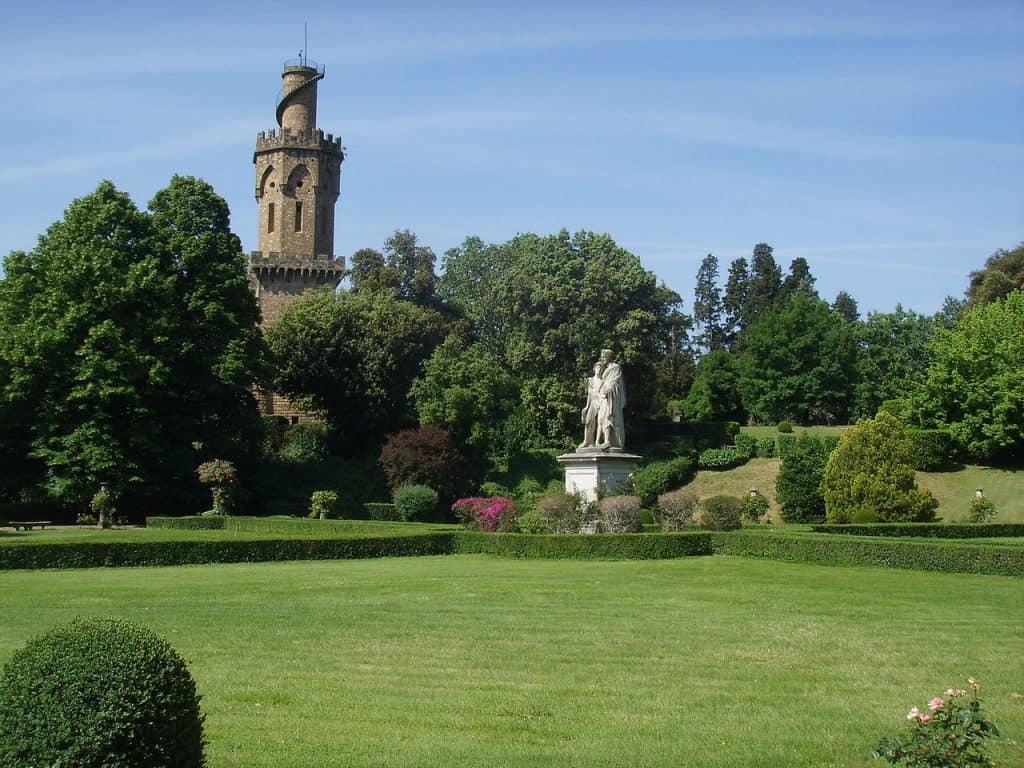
[1,1,1021,315]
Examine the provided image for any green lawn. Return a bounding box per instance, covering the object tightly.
[1,556,1020,767]
[740,424,850,440]
[0,518,454,545]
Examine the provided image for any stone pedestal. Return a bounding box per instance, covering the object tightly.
[557,449,642,503]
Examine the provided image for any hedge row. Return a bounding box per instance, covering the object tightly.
[147,516,226,530]
[0,534,455,570]
[711,531,1024,576]
[809,523,1024,539]
[453,531,712,559]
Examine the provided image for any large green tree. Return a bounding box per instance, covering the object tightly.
[910,289,1024,462]
[693,253,725,353]
[738,293,857,424]
[967,243,1024,306]
[743,243,783,329]
[681,350,744,422]
[853,307,934,420]
[722,257,749,350]
[437,236,518,356]
[409,334,520,452]
[0,178,263,508]
[349,229,437,306]
[492,230,689,442]
[265,289,446,447]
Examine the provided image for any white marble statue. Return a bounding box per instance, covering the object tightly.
[578,349,626,450]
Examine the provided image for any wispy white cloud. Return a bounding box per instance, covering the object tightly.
[0,119,261,183]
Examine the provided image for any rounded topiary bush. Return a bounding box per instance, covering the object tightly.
[700,494,743,531]
[0,617,205,768]
[777,420,793,434]
[393,483,440,521]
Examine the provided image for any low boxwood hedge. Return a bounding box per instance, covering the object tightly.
[0,534,456,570]
[711,531,1023,576]
[453,531,712,560]
[809,523,1024,539]
[147,516,226,530]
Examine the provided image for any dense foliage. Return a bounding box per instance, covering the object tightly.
[738,293,857,424]
[822,413,937,523]
[265,289,446,446]
[775,435,830,523]
[0,617,205,768]
[632,457,695,507]
[392,484,440,522]
[445,230,690,443]
[682,349,744,422]
[0,178,264,510]
[379,425,469,503]
[909,289,1024,462]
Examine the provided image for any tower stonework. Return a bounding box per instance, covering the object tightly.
[249,59,345,421]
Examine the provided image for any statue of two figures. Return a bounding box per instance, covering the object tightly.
[579,349,626,451]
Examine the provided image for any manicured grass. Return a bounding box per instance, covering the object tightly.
[0,518,454,545]
[916,464,1023,522]
[740,424,850,440]
[1,556,1020,767]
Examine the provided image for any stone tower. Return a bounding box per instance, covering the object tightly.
[249,57,345,420]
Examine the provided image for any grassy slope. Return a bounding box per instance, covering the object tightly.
[1,556,1020,768]
[696,435,1024,522]
[916,465,1023,522]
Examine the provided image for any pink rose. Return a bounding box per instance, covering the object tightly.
[919,713,933,723]
[928,697,944,711]
[907,707,921,720]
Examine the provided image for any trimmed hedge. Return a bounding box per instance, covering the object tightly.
[148,516,226,530]
[632,457,695,508]
[776,434,797,459]
[809,523,1024,539]
[698,447,747,470]
[0,534,456,570]
[365,502,400,521]
[711,531,1024,576]
[453,531,712,559]
[755,437,775,458]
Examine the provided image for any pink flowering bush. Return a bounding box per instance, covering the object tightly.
[873,678,999,767]
[452,497,517,532]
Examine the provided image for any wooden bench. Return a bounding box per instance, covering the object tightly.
[8,521,52,531]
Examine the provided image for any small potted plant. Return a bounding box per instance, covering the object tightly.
[309,490,340,520]
[90,485,116,529]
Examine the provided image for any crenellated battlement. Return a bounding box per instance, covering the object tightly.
[255,128,343,155]
[249,250,345,272]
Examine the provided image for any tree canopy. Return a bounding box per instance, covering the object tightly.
[967,243,1024,306]
[910,288,1024,462]
[0,177,264,508]
[738,293,856,424]
[264,289,447,447]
